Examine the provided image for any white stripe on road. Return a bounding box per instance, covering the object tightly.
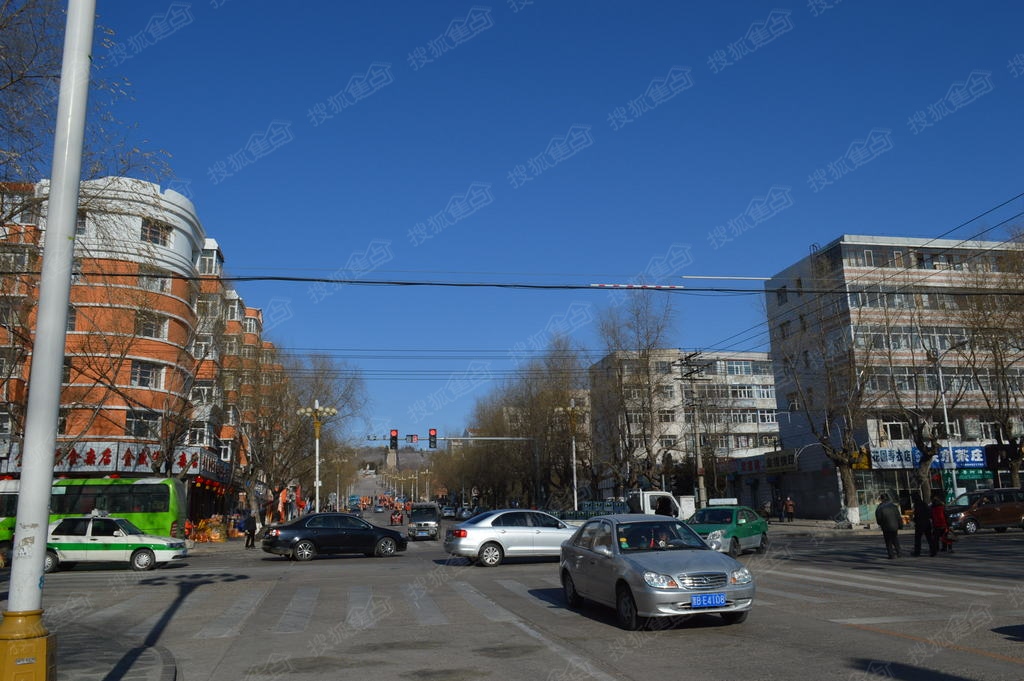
[497,579,571,617]
[785,566,1000,596]
[274,586,318,633]
[402,583,448,625]
[195,585,270,638]
[755,586,828,603]
[451,581,621,681]
[832,614,966,625]
[765,571,943,598]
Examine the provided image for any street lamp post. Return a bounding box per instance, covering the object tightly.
[570,398,579,511]
[930,341,967,497]
[296,400,337,514]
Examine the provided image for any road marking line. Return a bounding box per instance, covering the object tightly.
[195,585,270,638]
[274,586,318,633]
[785,566,999,596]
[754,586,828,603]
[403,583,448,625]
[764,571,943,597]
[497,579,571,617]
[451,580,517,622]
[345,585,385,630]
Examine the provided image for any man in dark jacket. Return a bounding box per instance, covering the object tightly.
[911,492,934,556]
[244,512,257,549]
[875,494,903,559]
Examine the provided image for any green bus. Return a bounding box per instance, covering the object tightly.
[0,477,188,552]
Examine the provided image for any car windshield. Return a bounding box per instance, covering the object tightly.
[113,518,145,535]
[410,508,437,521]
[616,521,706,553]
[689,509,734,525]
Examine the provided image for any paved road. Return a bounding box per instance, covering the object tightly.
[19,514,1024,681]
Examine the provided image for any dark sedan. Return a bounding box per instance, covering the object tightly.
[261,512,407,561]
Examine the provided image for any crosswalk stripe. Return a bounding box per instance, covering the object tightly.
[785,566,1000,596]
[451,580,518,622]
[345,585,384,630]
[403,583,448,625]
[497,579,571,617]
[765,571,943,598]
[195,584,271,638]
[755,586,829,603]
[274,586,318,633]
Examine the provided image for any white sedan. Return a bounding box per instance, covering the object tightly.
[443,509,577,567]
[45,515,188,572]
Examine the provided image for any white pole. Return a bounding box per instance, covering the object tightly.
[937,364,959,496]
[570,398,578,511]
[313,399,320,513]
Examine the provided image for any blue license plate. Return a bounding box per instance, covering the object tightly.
[417,531,428,536]
[691,593,726,608]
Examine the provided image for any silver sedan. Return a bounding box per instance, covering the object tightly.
[560,514,755,630]
[443,509,577,567]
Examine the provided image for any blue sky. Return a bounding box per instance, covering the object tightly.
[91,1,1024,443]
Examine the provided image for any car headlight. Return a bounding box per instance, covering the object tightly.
[949,512,963,520]
[730,567,753,585]
[643,571,680,588]
[706,529,724,542]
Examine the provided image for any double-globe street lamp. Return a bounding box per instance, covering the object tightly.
[297,400,337,513]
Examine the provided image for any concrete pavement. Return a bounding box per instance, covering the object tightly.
[47,519,883,680]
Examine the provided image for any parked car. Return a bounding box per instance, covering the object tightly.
[444,509,577,567]
[373,505,385,513]
[560,514,755,630]
[455,507,474,520]
[441,506,456,519]
[45,514,188,573]
[685,505,769,556]
[261,512,407,561]
[948,488,1024,534]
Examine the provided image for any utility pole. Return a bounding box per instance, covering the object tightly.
[678,352,708,509]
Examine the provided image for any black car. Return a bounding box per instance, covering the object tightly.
[261,512,407,561]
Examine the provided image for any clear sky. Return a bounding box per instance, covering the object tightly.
[91,1,1024,444]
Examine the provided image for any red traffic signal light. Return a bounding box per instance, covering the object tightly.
[389,429,399,449]
[428,428,437,448]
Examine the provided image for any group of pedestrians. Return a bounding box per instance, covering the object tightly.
[875,492,955,559]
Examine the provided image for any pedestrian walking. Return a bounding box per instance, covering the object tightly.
[784,496,796,522]
[776,495,785,523]
[930,495,952,555]
[244,512,257,549]
[875,493,903,559]
[911,492,935,557]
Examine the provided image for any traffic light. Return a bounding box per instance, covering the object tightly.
[390,429,398,450]
[428,428,437,448]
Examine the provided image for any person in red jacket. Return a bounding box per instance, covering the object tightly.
[930,495,952,555]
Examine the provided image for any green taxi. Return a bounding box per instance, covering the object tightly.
[686,504,769,557]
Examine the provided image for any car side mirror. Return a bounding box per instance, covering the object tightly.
[737,518,747,525]
[594,544,613,558]
[113,530,124,537]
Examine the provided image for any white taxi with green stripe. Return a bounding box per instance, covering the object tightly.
[45,514,188,572]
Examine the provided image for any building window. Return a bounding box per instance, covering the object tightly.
[195,295,219,319]
[755,385,775,399]
[658,385,675,399]
[0,410,10,436]
[758,410,777,423]
[779,321,791,340]
[980,421,1002,441]
[776,286,788,305]
[241,346,256,359]
[882,420,909,441]
[655,361,672,374]
[138,266,170,292]
[66,306,76,332]
[192,334,212,359]
[140,219,171,246]
[188,423,209,446]
[57,408,68,435]
[62,358,72,384]
[625,411,644,425]
[0,248,29,272]
[863,249,874,266]
[730,385,754,399]
[135,313,166,339]
[1,191,36,224]
[726,360,753,375]
[191,381,215,404]
[658,435,677,449]
[243,317,260,334]
[130,361,162,388]
[126,410,160,438]
[658,409,676,423]
[198,250,221,275]
[226,300,243,321]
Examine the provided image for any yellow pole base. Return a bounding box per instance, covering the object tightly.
[0,611,56,680]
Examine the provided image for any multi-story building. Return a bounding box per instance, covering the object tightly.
[588,349,779,506]
[766,234,1022,520]
[0,178,281,520]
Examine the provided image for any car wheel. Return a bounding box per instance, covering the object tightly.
[616,585,643,631]
[293,540,316,562]
[478,542,504,567]
[130,548,156,571]
[374,537,397,557]
[43,550,59,574]
[562,571,582,608]
[963,518,979,534]
[756,533,769,554]
[721,610,749,625]
[728,538,741,558]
